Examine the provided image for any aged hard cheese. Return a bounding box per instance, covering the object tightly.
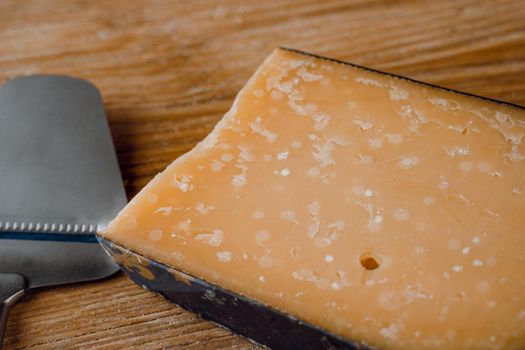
[103,48,525,349]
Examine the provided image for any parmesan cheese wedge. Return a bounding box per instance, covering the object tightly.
[101,48,525,350]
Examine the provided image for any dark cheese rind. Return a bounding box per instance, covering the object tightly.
[98,237,368,350]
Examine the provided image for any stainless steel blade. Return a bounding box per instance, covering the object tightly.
[0,75,127,348]
[0,75,126,236]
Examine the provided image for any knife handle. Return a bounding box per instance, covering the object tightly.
[0,274,26,350]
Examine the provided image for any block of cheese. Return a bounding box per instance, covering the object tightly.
[101,48,525,350]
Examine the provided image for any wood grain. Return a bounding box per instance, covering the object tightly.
[1,0,524,348]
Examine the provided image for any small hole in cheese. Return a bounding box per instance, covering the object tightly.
[360,253,380,270]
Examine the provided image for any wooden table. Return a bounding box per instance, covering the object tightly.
[1,0,524,348]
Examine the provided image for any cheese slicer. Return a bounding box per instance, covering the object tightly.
[0,75,127,348]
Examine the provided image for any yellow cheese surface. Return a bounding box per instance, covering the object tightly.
[103,48,525,350]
